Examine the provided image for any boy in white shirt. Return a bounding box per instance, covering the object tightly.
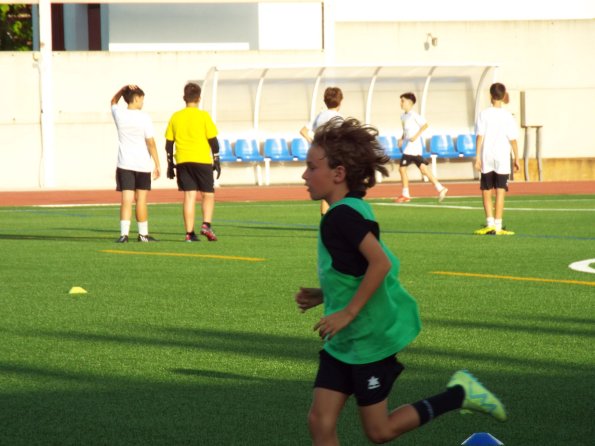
[474,83,520,235]
[394,93,448,203]
[300,87,344,214]
[111,85,160,243]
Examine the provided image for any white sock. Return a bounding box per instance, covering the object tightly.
[120,220,131,236]
[495,219,503,231]
[435,182,444,192]
[403,187,410,198]
[138,221,148,236]
[486,217,495,228]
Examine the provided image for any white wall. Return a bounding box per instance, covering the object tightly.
[1,17,594,191]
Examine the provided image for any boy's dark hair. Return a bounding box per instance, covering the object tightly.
[122,86,145,104]
[323,87,344,109]
[183,82,201,103]
[313,117,389,194]
[489,83,507,101]
[400,92,416,104]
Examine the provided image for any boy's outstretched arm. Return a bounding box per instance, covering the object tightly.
[295,287,323,313]
[314,232,391,339]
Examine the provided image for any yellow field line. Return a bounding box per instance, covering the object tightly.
[99,249,265,262]
[431,271,595,287]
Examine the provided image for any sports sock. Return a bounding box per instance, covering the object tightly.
[402,187,410,198]
[186,230,195,236]
[138,221,148,236]
[120,220,131,236]
[486,217,495,228]
[495,219,503,231]
[435,182,444,192]
[411,385,465,426]
[202,222,211,229]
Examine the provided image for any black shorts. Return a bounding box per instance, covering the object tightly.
[115,168,151,191]
[400,154,429,168]
[314,349,404,407]
[176,163,215,193]
[480,171,509,191]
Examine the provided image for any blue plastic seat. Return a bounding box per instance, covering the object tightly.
[290,137,309,161]
[218,138,236,162]
[378,135,401,159]
[456,134,477,157]
[263,138,294,162]
[430,135,459,158]
[234,139,264,162]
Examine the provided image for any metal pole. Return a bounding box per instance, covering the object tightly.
[38,0,55,188]
[523,126,531,181]
[536,126,543,181]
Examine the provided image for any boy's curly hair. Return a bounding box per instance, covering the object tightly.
[313,117,390,194]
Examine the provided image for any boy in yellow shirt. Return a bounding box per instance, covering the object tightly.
[165,82,220,241]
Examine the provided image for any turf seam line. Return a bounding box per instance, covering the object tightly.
[431,271,595,287]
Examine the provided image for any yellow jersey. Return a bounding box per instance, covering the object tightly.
[165,107,218,164]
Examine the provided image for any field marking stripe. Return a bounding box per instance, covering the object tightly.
[375,203,595,211]
[431,271,595,287]
[99,249,265,262]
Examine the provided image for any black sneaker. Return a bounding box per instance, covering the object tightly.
[185,232,200,242]
[116,235,129,243]
[138,234,158,242]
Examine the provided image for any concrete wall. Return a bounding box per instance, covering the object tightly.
[1,18,594,191]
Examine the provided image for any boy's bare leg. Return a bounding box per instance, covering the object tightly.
[135,189,148,222]
[494,188,506,220]
[200,191,215,223]
[183,190,197,232]
[399,166,409,191]
[120,190,134,221]
[359,401,420,443]
[309,388,349,446]
[482,189,494,220]
[419,164,442,189]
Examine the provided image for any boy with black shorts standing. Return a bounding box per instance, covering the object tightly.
[474,83,520,235]
[394,92,448,203]
[296,117,506,445]
[165,82,220,242]
[111,84,160,243]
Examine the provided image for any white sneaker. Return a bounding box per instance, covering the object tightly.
[438,187,448,203]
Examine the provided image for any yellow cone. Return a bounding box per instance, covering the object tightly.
[69,286,87,294]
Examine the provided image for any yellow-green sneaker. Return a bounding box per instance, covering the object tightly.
[447,370,507,422]
[494,228,515,235]
[474,226,496,235]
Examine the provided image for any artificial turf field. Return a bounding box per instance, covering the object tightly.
[0,194,593,445]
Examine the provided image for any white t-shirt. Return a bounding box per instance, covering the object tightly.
[311,109,342,130]
[475,106,518,174]
[111,105,155,173]
[401,111,427,156]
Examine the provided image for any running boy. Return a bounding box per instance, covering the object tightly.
[474,83,520,235]
[296,117,506,445]
[300,86,344,215]
[165,82,220,242]
[111,84,160,243]
[394,92,448,203]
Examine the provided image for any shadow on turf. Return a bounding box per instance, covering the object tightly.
[424,316,595,339]
[0,360,592,445]
[16,326,322,362]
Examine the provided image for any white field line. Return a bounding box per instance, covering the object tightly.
[375,203,595,212]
